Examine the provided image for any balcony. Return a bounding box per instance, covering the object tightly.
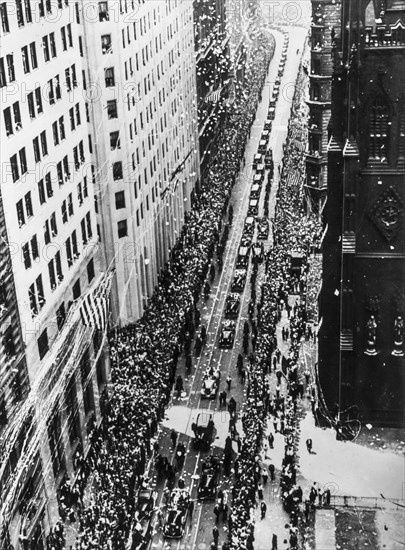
[364,25,405,49]
[306,150,324,164]
[342,233,356,254]
[340,330,353,351]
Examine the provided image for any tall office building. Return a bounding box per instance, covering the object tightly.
[0,0,199,546]
[84,0,200,324]
[306,0,341,214]
[318,0,405,427]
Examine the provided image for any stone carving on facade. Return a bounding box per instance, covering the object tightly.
[392,316,404,356]
[364,315,378,355]
[369,185,403,241]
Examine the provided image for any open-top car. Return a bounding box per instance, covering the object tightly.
[231,269,247,292]
[193,412,215,450]
[248,198,259,216]
[258,139,267,154]
[257,218,269,240]
[268,106,276,120]
[253,172,264,186]
[264,119,272,131]
[252,242,264,263]
[265,149,273,170]
[201,368,220,399]
[244,215,255,236]
[256,162,265,175]
[253,153,262,168]
[197,455,221,500]
[250,183,261,199]
[236,245,250,269]
[225,293,241,319]
[163,488,190,539]
[219,320,236,348]
[128,489,155,549]
[261,130,270,143]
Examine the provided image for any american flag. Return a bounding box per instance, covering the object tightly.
[79,271,114,331]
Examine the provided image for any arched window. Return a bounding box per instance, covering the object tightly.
[368,97,389,162]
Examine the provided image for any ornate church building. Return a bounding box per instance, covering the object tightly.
[318,0,405,426]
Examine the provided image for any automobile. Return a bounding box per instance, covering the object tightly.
[128,489,155,549]
[264,119,272,131]
[193,412,216,450]
[256,163,265,175]
[225,293,241,319]
[265,149,273,170]
[269,99,276,109]
[258,139,267,154]
[163,488,190,539]
[231,269,247,292]
[253,173,263,186]
[236,245,250,268]
[261,130,270,143]
[197,455,221,500]
[244,216,255,236]
[252,242,264,263]
[219,320,236,348]
[257,218,269,240]
[250,183,261,199]
[201,369,220,398]
[268,107,276,120]
[253,153,263,167]
[278,67,284,77]
[248,198,259,216]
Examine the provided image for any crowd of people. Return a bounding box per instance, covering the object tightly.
[45,31,278,550]
[227,49,323,550]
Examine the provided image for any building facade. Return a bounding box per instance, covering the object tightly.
[318,0,405,427]
[306,0,342,214]
[84,0,200,325]
[0,1,109,547]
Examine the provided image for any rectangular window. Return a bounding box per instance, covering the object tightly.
[70,107,75,130]
[33,137,41,163]
[50,212,57,236]
[45,173,53,197]
[25,0,32,22]
[42,35,50,62]
[101,34,112,54]
[37,329,49,359]
[115,191,125,209]
[73,279,81,299]
[61,26,67,50]
[67,23,72,47]
[27,92,35,118]
[50,32,57,58]
[6,54,15,82]
[72,230,78,258]
[59,116,65,139]
[25,191,33,218]
[61,200,67,223]
[105,67,115,87]
[35,87,43,113]
[44,219,50,244]
[55,251,63,282]
[31,234,39,260]
[68,193,73,216]
[75,103,81,125]
[38,179,46,204]
[99,1,109,21]
[23,242,31,269]
[3,107,12,136]
[29,42,37,69]
[16,0,24,26]
[16,199,25,226]
[118,219,128,238]
[21,46,30,73]
[113,161,123,180]
[1,3,10,33]
[81,218,87,245]
[40,130,48,156]
[86,212,92,238]
[56,302,65,330]
[77,182,83,205]
[65,237,72,267]
[107,100,117,119]
[87,259,95,283]
[52,121,59,145]
[48,258,56,290]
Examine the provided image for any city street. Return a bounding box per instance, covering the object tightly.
[146,24,309,550]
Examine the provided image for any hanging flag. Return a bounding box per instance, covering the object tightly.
[79,271,114,331]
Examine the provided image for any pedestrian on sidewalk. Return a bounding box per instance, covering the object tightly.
[219,389,227,407]
[175,375,183,397]
[213,503,220,523]
[226,375,232,391]
[268,432,274,449]
[188,499,194,521]
[213,526,219,544]
[306,438,312,454]
[272,533,278,550]
[323,488,331,506]
[260,501,267,519]
[258,483,264,500]
[170,429,178,449]
[269,463,275,481]
[262,468,269,485]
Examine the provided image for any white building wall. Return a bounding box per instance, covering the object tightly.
[82,0,200,325]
